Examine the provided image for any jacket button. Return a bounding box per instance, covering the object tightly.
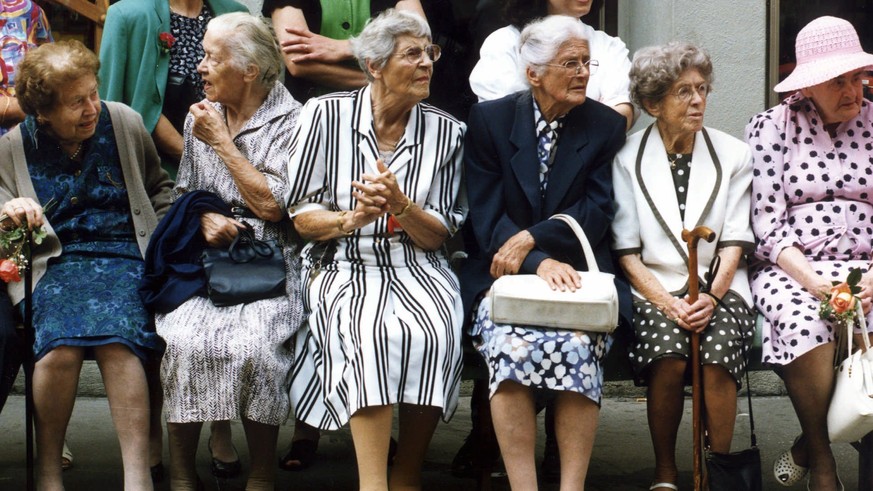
[138,230,146,237]
[133,208,141,215]
[70,196,79,205]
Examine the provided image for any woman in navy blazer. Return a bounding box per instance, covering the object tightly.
[461,15,629,489]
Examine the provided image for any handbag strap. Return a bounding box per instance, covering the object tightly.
[701,255,757,448]
[549,214,600,273]
[227,222,273,263]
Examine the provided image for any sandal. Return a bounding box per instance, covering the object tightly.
[279,439,318,471]
[61,440,73,471]
[649,483,678,491]
[208,436,241,479]
[774,436,808,486]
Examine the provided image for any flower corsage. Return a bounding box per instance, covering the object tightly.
[819,268,863,326]
[158,32,176,55]
[0,205,52,283]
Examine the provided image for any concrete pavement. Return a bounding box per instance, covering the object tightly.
[0,392,863,490]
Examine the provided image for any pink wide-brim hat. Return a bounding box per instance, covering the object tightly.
[774,15,873,93]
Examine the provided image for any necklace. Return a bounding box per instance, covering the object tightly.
[68,142,84,160]
[666,152,688,170]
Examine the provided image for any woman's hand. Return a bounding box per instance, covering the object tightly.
[190,101,232,149]
[535,258,581,292]
[281,27,353,64]
[659,295,713,333]
[490,230,535,279]
[857,271,873,315]
[1,197,44,230]
[356,159,408,215]
[200,212,245,247]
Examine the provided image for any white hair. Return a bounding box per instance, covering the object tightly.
[350,9,431,81]
[207,12,283,88]
[518,15,589,82]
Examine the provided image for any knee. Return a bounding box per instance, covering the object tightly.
[648,356,687,382]
[36,346,82,372]
[94,343,138,367]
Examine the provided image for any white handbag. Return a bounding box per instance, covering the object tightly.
[827,302,873,443]
[488,214,619,333]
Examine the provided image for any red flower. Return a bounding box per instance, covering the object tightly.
[158,32,176,54]
[0,259,20,283]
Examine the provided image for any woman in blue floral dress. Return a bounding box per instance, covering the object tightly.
[0,41,172,490]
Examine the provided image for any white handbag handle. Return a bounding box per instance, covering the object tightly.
[549,214,600,274]
[847,300,871,355]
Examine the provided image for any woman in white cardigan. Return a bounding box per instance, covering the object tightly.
[611,42,755,491]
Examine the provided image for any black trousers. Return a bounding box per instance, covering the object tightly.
[0,288,21,415]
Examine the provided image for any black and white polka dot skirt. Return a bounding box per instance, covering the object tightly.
[629,291,755,386]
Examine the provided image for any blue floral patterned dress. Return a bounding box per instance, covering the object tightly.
[20,104,163,361]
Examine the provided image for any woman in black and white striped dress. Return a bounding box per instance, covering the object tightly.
[285,9,465,489]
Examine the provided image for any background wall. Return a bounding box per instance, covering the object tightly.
[617,0,768,139]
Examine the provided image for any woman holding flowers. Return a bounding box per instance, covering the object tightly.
[0,40,173,491]
[746,16,873,491]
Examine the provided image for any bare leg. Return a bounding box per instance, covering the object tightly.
[349,405,393,491]
[646,357,686,487]
[95,344,153,491]
[389,404,441,490]
[702,364,737,453]
[781,342,840,491]
[209,420,238,462]
[34,346,83,491]
[490,381,537,490]
[554,391,599,491]
[144,352,163,469]
[167,421,204,490]
[241,418,278,491]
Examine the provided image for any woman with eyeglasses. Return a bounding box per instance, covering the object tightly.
[469,0,636,130]
[285,9,465,490]
[462,15,630,489]
[610,42,755,491]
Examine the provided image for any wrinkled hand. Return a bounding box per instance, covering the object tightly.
[356,159,409,214]
[858,271,873,315]
[490,230,535,279]
[535,258,581,292]
[663,295,714,333]
[190,101,232,149]
[282,27,352,63]
[1,197,44,230]
[200,212,245,247]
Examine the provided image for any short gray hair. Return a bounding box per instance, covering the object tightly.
[519,15,589,81]
[350,9,431,81]
[630,42,713,115]
[207,12,283,88]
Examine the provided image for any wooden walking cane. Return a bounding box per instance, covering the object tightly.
[681,226,715,491]
[23,227,35,491]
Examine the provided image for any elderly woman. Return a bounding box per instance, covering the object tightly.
[468,0,635,129]
[747,16,873,491]
[611,42,755,491]
[0,40,173,490]
[154,12,302,490]
[285,9,465,489]
[462,15,628,489]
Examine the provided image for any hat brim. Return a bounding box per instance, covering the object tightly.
[774,52,873,92]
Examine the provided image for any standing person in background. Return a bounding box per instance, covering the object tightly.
[97,0,248,482]
[469,0,636,130]
[263,0,424,104]
[0,0,52,134]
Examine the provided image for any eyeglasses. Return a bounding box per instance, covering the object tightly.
[670,83,711,102]
[542,59,599,76]
[396,44,441,64]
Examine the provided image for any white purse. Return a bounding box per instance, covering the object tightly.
[488,214,619,333]
[827,302,873,443]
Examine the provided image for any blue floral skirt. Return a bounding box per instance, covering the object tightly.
[471,296,612,404]
[23,243,163,361]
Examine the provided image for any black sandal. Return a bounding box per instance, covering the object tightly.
[279,439,318,471]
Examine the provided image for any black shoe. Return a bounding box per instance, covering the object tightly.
[150,462,164,483]
[278,438,318,471]
[540,439,560,484]
[209,437,241,479]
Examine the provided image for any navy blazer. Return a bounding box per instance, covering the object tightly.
[460,90,632,326]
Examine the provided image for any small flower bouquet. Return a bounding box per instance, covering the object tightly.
[0,213,49,283]
[819,268,863,325]
[158,32,176,55]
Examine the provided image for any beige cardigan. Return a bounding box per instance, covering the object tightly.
[0,101,174,304]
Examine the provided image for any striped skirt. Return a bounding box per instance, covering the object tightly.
[290,260,464,430]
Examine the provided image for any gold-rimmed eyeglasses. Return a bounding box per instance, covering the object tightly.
[670,83,711,102]
[542,59,599,76]
[396,44,442,64]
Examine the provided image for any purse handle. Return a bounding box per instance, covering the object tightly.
[845,301,871,356]
[227,222,274,263]
[549,214,600,273]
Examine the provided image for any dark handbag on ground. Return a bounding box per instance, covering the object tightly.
[201,222,286,307]
[702,257,763,491]
[488,214,619,332]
